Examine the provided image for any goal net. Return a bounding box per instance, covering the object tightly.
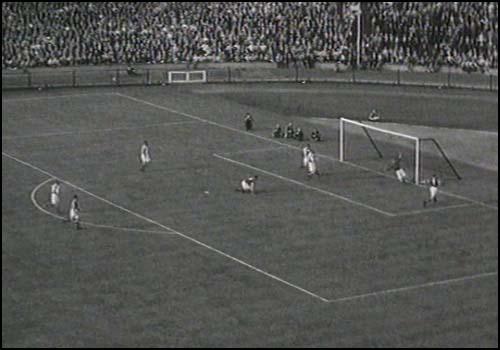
[339,118,461,184]
[167,70,207,84]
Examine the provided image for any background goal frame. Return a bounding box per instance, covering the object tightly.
[339,118,461,184]
[167,70,207,84]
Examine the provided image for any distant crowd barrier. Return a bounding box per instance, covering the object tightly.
[2,64,498,92]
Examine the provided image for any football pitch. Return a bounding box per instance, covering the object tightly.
[2,83,498,347]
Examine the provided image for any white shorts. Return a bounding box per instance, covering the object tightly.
[241,180,253,192]
[396,169,407,182]
[430,186,438,199]
[141,154,151,164]
[69,208,80,222]
[307,161,317,174]
[302,156,309,167]
[50,193,60,206]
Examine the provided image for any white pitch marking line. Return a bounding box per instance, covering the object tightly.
[2,120,200,140]
[393,203,473,217]
[114,93,497,212]
[30,178,175,236]
[2,92,116,102]
[4,151,329,303]
[213,153,395,217]
[326,271,498,304]
[343,160,498,211]
[221,146,287,156]
[432,189,498,211]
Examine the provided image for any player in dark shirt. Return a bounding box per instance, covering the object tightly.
[68,194,82,230]
[423,174,440,207]
[244,113,254,131]
[272,124,283,138]
[311,128,321,142]
[285,122,294,138]
[386,152,408,183]
[294,127,304,141]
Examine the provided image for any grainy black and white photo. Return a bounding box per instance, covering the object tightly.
[2,2,498,347]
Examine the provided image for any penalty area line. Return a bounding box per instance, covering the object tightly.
[3,151,329,303]
[2,92,116,103]
[30,178,175,236]
[220,146,288,156]
[393,203,473,217]
[2,120,201,140]
[326,271,498,303]
[343,160,498,211]
[213,153,395,217]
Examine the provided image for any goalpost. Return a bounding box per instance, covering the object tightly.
[167,70,207,84]
[339,118,461,184]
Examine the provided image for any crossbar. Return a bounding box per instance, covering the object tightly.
[340,118,419,141]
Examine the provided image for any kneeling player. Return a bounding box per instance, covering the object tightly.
[68,194,82,230]
[368,109,381,121]
[238,175,258,194]
[423,174,440,207]
[295,127,304,141]
[272,124,283,138]
[311,128,321,142]
[285,122,294,139]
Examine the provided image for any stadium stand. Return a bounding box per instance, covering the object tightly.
[2,2,498,71]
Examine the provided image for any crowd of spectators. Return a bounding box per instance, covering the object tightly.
[363,2,498,72]
[2,2,498,72]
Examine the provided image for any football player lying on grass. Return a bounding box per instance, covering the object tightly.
[236,175,258,194]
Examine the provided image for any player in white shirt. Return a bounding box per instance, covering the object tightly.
[368,109,381,121]
[301,144,311,168]
[50,180,61,212]
[306,151,320,178]
[139,140,151,172]
[423,174,440,207]
[68,194,82,230]
[237,175,258,194]
[285,122,294,139]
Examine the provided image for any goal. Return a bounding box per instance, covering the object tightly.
[167,70,207,84]
[339,118,461,184]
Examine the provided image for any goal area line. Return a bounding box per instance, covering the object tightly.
[213,153,474,217]
[340,117,463,186]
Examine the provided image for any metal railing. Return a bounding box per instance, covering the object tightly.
[2,65,498,92]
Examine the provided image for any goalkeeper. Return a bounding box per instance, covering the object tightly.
[386,152,409,183]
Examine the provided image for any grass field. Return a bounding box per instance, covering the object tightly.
[2,82,498,347]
